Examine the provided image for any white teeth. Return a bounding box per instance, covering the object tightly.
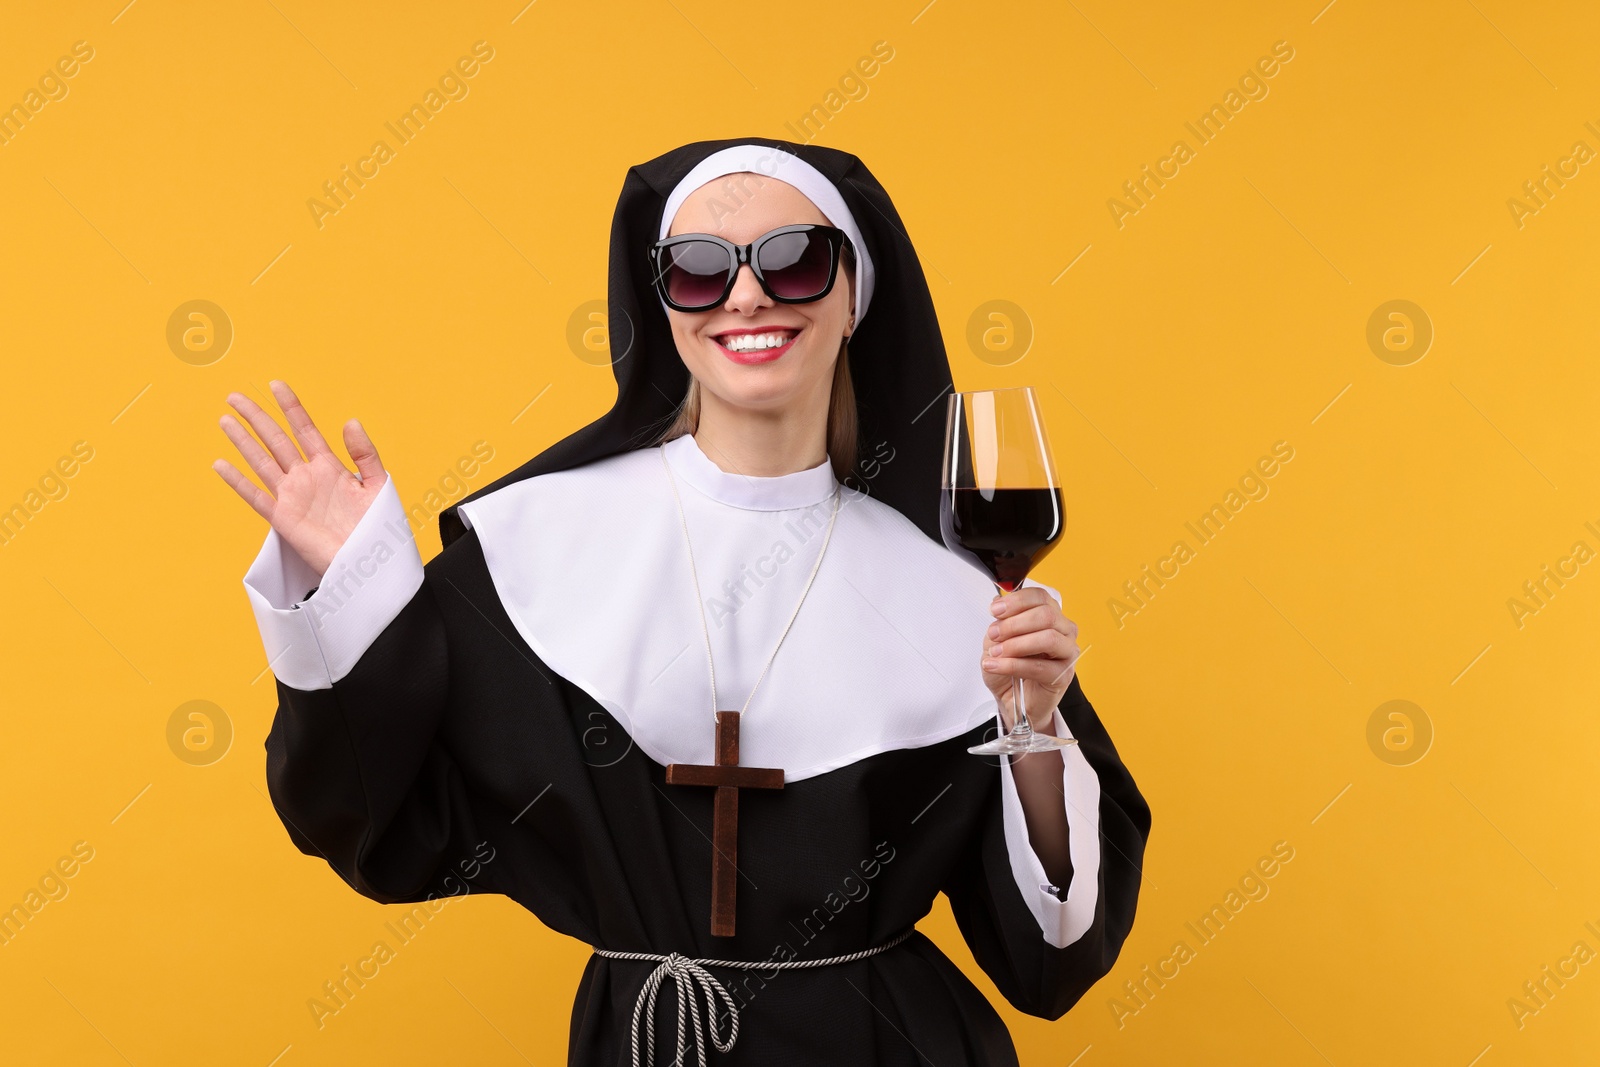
[719,331,796,352]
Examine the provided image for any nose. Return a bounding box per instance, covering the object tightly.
[723,262,771,314]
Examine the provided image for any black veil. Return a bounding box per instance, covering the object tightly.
[440,136,955,550]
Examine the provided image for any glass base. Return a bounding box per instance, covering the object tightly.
[968,732,1079,756]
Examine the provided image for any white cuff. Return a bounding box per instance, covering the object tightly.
[997,703,1102,948]
[241,474,425,691]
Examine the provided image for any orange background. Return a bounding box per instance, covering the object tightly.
[1,1,1596,1063]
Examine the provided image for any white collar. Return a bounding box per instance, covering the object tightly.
[456,443,1008,781]
[662,433,836,512]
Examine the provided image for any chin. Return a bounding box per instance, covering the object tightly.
[695,335,827,409]
[700,366,808,412]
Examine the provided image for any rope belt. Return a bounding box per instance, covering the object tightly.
[592,928,915,1067]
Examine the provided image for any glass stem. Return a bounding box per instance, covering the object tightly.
[1011,675,1031,738]
[998,585,1032,740]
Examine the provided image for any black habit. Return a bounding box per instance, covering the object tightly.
[258,137,1152,1066]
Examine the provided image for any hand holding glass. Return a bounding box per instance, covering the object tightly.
[940,387,1078,756]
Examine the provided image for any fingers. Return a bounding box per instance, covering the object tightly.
[990,586,1053,618]
[982,652,1079,687]
[987,603,1077,643]
[226,390,303,473]
[269,379,335,461]
[211,457,276,523]
[982,588,1079,700]
[985,627,1076,664]
[219,412,285,493]
[342,419,385,485]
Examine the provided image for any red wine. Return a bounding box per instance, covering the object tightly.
[940,487,1064,591]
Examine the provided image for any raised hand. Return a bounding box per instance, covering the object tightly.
[213,380,386,578]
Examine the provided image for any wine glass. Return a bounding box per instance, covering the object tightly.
[940,387,1077,756]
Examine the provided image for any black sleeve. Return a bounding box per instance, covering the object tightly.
[942,674,1152,1019]
[263,529,497,906]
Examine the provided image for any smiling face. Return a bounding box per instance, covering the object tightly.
[664,172,855,418]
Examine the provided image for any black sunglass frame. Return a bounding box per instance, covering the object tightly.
[648,224,848,312]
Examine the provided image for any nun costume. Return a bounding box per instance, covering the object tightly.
[244,136,1150,1066]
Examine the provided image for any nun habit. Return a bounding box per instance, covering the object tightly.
[245,136,1151,1066]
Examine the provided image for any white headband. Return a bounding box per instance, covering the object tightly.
[656,143,875,326]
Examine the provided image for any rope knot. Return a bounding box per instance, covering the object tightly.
[623,952,740,1067]
[593,928,913,1067]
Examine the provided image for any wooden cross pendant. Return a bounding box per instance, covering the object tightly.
[663,711,784,937]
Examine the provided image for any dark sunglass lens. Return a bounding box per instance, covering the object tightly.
[758,231,834,300]
[662,241,732,307]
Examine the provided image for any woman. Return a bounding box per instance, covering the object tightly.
[216,138,1150,1066]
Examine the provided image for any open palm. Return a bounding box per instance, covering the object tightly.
[212,380,386,578]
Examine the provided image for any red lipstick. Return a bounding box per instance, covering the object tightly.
[711,327,801,365]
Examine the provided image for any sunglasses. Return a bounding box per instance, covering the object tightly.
[648,224,848,312]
